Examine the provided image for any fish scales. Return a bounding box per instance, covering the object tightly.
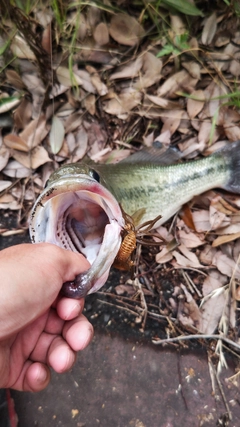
[95,153,231,225]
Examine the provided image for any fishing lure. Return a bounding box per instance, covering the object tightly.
[113,209,163,271]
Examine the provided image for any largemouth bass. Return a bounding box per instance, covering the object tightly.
[29,140,240,298]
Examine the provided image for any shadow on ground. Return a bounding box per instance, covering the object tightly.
[1,211,240,427]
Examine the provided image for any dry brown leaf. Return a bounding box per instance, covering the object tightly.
[12,146,51,169]
[41,23,52,54]
[49,115,65,155]
[3,134,29,152]
[21,73,46,119]
[178,229,205,248]
[146,94,181,110]
[202,12,217,45]
[0,180,12,192]
[109,13,144,47]
[182,61,201,79]
[134,52,162,89]
[199,288,226,334]
[65,113,82,134]
[0,192,21,210]
[6,69,25,90]
[223,109,240,141]
[74,69,96,93]
[161,110,184,135]
[209,203,229,230]
[192,210,211,232]
[212,232,240,248]
[83,94,96,115]
[14,98,32,129]
[72,127,88,162]
[3,160,32,178]
[187,89,205,119]
[10,35,36,60]
[0,146,10,171]
[103,89,142,116]
[86,65,108,96]
[178,284,202,329]
[202,271,227,296]
[56,66,83,87]
[198,120,220,145]
[199,245,217,265]
[172,246,202,269]
[212,251,240,278]
[158,70,198,98]
[155,247,173,264]
[110,57,143,80]
[93,22,109,46]
[19,116,48,149]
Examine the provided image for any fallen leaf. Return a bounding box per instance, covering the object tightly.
[199,245,217,265]
[192,210,211,232]
[134,52,162,89]
[109,13,145,47]
[178,284,202,330]
[93,22,109,45]
[110,57,143,80]
[0,147,10,171]
[202,271,227,296]
[11,35,36,60]
[72,127,88,162]
[103,89,142,116]
[199,287,227,334]
[212,251,240,278]
[212,232,240,248]
[12,146,51,169]
[157,70,198,98]
[155,247,173,264]
[3,160,32,178]
[6,69,25,90]
[187,90,205,118]
[56,66,83,87]
[86,65,108,96]
[202,13,217,45]
[83,94,96,115]
[20,116,48,149]
[0,180,12,192]
[3,134,29,152]
[178,229,205,248]
[49,115,65,154]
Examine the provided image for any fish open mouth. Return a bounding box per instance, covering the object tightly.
[30,174,124,296]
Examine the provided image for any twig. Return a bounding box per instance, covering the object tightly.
[181,269,202,298]
[152,333,240,352]
[96,299,139,317]
[208,357,232,421]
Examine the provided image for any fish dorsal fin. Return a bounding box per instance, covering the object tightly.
[120,141,182,165]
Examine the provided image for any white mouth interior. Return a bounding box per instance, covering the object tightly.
[35,190,119,265]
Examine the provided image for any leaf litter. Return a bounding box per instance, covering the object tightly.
[1,0,240,369]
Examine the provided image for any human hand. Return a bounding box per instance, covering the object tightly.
[0,243,93,391]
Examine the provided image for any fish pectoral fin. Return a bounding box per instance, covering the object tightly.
[120,140,182,166]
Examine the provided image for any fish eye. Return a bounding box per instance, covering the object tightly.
[89,169,100,182]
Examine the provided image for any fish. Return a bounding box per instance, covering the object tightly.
[29,140,240,298]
